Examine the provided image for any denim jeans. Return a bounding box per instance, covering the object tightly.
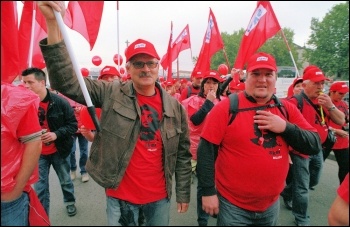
[1,192,29,226]
[309,151,323,188]
[70,133,89,174]
[217,193,279,226]
[281,152,323,225]
[106,196,170,226]
[34,152,76,216]
[197,186,210,226]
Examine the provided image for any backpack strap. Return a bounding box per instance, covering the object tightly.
[187,86,192,98]
[228,93,239,125]
[228,94,288,126]
[293,93,304,112]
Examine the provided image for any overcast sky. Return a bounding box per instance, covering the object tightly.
[18,1,345,71]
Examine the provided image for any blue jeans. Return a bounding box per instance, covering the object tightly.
[217,193,279,226]
[197,186,210,226]
[34,152,76,216]
[1,192,29,226]
[106,196,170,226]
[281,151,323,225]
[70,133,89,174]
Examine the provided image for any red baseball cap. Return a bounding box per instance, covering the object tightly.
[329,82,349,93]
[203,70,224,82]
[292,77,303,87]
[125,39,160,62]
[303,65,319,74]
[192,71,204,79]
[247,52,277,72]
[230,82,245,90]
[98,66,120,80]
[164,80,174,87]
[303,67,330,82]
[180,78,188,84]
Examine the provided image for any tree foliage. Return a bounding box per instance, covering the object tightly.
[305,2,349,80]
[191,2,348,80]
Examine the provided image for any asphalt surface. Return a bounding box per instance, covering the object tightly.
[47,143,340,226]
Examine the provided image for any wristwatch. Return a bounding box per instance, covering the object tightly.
[328,105,336,111]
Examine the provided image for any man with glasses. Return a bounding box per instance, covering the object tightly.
[37,2,191,226]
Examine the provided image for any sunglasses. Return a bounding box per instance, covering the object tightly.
[132,61,158,69]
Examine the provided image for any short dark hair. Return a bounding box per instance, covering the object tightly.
[21,67,46,83]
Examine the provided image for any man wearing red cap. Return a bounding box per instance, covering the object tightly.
[197,52,321,225]
[281,66,346,226]
[326,81,349,184]
[179,71,203,102]
[37,2,191,226]
[98,66,120,82]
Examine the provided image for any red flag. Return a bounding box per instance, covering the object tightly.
[233,1,281,70]
[192,8,224,77]
[64,1,104,51]
[18,1,47,71]
[164,21,173,81]
[1,1,20,83]
[160,24,191,70]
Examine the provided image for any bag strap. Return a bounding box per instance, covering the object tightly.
[228,93,288,125]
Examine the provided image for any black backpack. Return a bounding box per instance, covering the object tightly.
[228,93,289,125]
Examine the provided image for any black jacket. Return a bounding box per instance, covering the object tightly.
[45,89,77,158]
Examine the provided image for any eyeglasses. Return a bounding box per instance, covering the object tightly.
[132,61,158,69]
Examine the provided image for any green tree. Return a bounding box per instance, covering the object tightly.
[305,2,349,80]
[193,28,301,73]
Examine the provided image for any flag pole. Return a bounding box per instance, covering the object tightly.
[28,3,36,68]
[53,10,101,132]
[117,1,120,70]
[222,47,230,69]
[280,30,300,77]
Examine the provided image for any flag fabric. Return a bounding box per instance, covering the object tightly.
[164,21,173,81]
[64,1,104,51]
[160,24,191,70]
[191,8,224,77]
[1,1,20,83]
[18,1,47,72]
[233,1,281,70]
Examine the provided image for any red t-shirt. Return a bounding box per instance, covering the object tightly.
[329,100,349,150]
[179,85,200,102]
[106,88,167,204]
[39,101,57,155]
[338,173,349,203]
[200,92,317,211]
[1,84,42,192]
[288,96,328,158]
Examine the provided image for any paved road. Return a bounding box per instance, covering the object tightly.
[47,143,340,226]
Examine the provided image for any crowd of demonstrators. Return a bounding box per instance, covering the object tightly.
[327,82,349,184]
[328,173,349,226]
[21,67,78,217]
[196,52,321,226]
[181,70,223,226]
[1,82,50,226]
[37,2,191,227]
[281,66,345,226]
[179,71,203,102]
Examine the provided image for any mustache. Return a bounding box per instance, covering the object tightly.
[139,72,152,78]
